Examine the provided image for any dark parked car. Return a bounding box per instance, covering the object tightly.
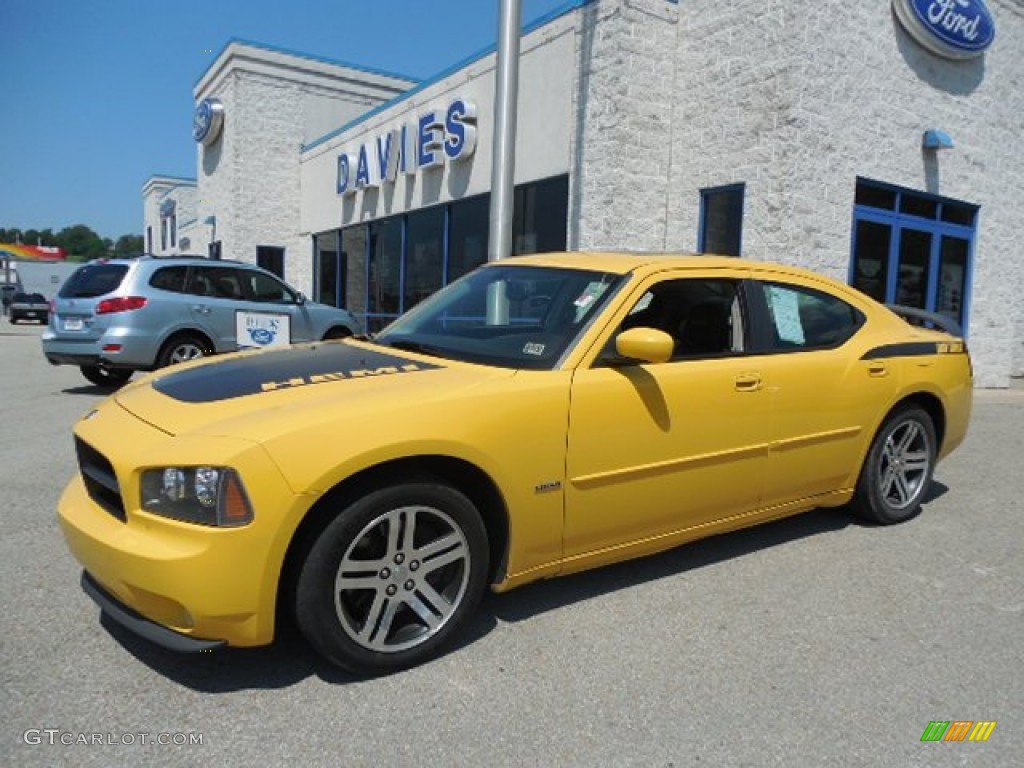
[9,292,50,324]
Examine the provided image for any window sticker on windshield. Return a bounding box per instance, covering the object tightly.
[574,281,610,308]
[523,342,546,356]
[766,286,805,345]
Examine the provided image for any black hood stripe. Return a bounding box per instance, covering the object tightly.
[153,342,443,403]
[861,342,938,360]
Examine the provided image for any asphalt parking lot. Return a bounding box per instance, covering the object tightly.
[1,319,1021,767]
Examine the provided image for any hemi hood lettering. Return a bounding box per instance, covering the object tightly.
[153,343,443,403]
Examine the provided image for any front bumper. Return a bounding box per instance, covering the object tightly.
[80,571,226,652]
[57,400,305,648]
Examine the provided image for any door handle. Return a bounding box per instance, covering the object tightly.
[867,362,888,377]
[734,373,762,392]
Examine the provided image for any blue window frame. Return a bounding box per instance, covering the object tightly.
[849,178,977,332]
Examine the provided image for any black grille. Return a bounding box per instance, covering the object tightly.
[75,437,126,522]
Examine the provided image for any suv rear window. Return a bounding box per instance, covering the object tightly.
[59,264,130,299]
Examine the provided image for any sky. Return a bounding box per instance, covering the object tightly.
[0,0,571,241]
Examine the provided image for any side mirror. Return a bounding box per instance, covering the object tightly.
[295,291,307,306]
[614,327,674,364]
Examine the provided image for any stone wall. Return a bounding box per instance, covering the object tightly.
[573,0,1024,386]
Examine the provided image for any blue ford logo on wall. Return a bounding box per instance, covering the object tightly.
[193,97,225,145]
[893,0,996,59]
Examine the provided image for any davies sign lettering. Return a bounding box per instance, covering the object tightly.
[893,0,996,59]
[337,98,477,196]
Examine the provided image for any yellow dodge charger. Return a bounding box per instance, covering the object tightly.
[58,253,973,673]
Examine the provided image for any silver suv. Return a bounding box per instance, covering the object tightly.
[43,255,360,387]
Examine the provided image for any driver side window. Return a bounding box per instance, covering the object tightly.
[244,271,295,304]
[612,278,745,361]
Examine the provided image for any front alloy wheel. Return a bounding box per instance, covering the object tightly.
[295,482,488,674]
[852,406,936,524]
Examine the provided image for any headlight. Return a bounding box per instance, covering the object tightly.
[140,466,253,527]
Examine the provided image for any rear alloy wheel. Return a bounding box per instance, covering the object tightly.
[295,482,489,674]
[851,406,936,524]
[80,365,133,388]
[157,334,210,367]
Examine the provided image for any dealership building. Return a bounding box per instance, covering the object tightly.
[144,0,1024,387]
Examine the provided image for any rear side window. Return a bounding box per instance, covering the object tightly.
[149,266,188,293]
[761,282,864,350]
[58,264,130,298]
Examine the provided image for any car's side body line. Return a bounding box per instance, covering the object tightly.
[570,442,771,490]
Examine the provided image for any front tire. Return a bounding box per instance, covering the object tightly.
[80,365,133,388]
[295,481,489,674]
[851,406,937,524]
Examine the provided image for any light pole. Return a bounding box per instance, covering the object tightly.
[486,0,522,324]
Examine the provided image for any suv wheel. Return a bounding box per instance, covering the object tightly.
[158,334,211,367]
[80,365,133,388]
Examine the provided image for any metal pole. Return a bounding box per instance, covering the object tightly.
[486,0,522,324]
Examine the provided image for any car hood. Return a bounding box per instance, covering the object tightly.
[113,339,514,440]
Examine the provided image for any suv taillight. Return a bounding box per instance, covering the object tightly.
[96,296,147,314]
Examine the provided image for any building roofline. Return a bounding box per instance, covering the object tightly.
[301,0,593,153]
[142,175,197,194]
[194,37,422,91]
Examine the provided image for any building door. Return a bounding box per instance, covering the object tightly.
[849,179,976,331]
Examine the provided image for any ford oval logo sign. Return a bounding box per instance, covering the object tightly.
[193,97,225,145]
[248,328,276,345]
[893,0,996,59]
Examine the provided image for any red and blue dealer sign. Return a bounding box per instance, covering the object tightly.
[893,0,996,59]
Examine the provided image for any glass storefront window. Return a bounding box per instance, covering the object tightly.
[342,226,367,318]
[325,174,569,333]
[368,219,401,320]
[404,207,444,310]
[937,236,968,326]
[895,229,931,309]
[314,231,340,307]
[699,183,745,256]
[448,195,489,282]
[513,175,569,255]
[851,219,891,303]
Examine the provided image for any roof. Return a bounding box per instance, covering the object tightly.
[498,252,855,292]
[488,251,749,275]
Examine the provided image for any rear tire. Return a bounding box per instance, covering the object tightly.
[80,365,133,388]
[157,334,211,368]
[850,406,936,524]
[295,481,489,675]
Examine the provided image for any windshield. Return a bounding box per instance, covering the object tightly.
[59,264,130,299]
[374,264,623,370]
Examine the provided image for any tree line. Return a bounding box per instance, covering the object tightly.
[0,225,143,262]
